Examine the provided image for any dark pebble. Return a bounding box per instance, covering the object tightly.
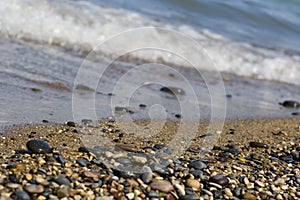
[9,174,19,183]
[188,160,207,170]
[226,94,232,98]
[249,141,269,149]
[42,120,49,123]
[26,139,51,154]
[53,175,71,186]
[281,100,300,108]
[139,104,146,108]
[54,153,66,166]
[78,146,90,153]
[153,144,165,150]
[209,174,229,186]
[190,170,203,178]
[66,121,76,127]
[76,159,90,167]
[292,112,299,116]
[175,114,182,118]
[180,194,200,200]
[12,190,31,200]
[160,87,186,95]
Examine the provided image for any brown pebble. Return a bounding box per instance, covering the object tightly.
[249,141,268,149]
[186,179,200,189]
[244,192,257,200]
[150,180,174,193]
[25,184,44,194]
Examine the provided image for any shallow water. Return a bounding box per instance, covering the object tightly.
[0,38,299,133]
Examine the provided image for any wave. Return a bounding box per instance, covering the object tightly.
[1,0,300,85]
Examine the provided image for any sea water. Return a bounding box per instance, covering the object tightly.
[0,0,300,129]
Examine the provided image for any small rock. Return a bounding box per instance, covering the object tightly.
[160,87,185,95]
[24,184,44,194]
[281,100,300,108]
[186,179,200,189]
[57,185,70,198]
[147,190,159,198]
[249,141,268,149]
[132,156,147,163]
[244,192,257,200]
[26,139,51,154]
[188,160,207,170]
[209,174,229,186]
[66,121,76,127]
[174,183,185,196]
[150,180,174,193]
[224,188,233,197]
[12,190,31,200]
[140,166,153,183]
[76,159,89,167]
[53,175,71,186]
[180,194,200,200]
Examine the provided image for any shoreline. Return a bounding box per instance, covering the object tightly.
[1,117,300,199]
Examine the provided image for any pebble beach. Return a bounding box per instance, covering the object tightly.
[1,117,300,200]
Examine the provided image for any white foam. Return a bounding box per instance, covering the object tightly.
[1,0,300,85]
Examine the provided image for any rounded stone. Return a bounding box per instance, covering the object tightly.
[24,184,44,194]
[26,139,51,154]
[57,185,70,198]
[188,160,207,170]
[180,194,200,200]
[186,179,200,189]
[249,142,268,149]
[11,190,31,200]
[140,166,153,183]
[53,175,71,186]
[150,180,174,193]
[209,174,229,186]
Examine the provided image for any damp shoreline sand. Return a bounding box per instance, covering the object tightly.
[0,117,300,199]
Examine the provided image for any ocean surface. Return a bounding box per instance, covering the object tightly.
[1,0,300,130]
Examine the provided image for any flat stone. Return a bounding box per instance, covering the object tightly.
[26,139,51,154]
[83,171,99,179]
[150,180,174,193]
[25,184,44,194]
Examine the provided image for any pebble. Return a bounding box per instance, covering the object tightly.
[66,121,76,127]
[57,185,71,198]
[224,188,233,197]
[132,155,147,163]
[150,180,174,193]
[140,166,153,183]
[26,139,51,154]
[209,174,229,186]
[160,87,186,95]
[186,179,200,189]
[53,175,71,186]
[281,100,300,108]
[249,141,269,149]
[180,194,200,200]
[174,183,185,196]
[12,190,31,200]
[24,184,44,194]
[188,160,207,170]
